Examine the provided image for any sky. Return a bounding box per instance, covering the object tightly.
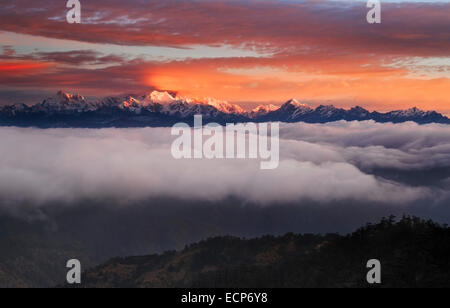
[0,0,449,114]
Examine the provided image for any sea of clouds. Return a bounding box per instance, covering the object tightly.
[0,121,449,208]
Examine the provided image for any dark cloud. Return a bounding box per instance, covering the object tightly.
[0,46,126,66]
[0,59,151,96]
[1,45,15,56]
[0,0,448,56]
[32,50,126,66]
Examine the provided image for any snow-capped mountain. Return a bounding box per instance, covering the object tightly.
[30,91,98,113]
[372,107,448,123]
[257,99,313,122]
[199,97,247,115]
[249,104,281,118]
[105,91,247,119]
[147,91,177,104]
[0,91,448,128]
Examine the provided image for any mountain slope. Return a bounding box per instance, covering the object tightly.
[1,91,449,127]
[76,217,450,288]
[0,216,94,288]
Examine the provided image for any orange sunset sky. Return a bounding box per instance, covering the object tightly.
[0,0,449,114]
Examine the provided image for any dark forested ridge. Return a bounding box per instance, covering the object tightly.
[77,216,450,288]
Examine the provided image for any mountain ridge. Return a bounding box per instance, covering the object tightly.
[71,216,450,288]
[1,91,448,128]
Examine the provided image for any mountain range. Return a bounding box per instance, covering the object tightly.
[0,91,448,128]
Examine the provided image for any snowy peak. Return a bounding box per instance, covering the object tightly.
[278,99,312,119]
[162,100,201,118]
[391,107,428,117]
[146,91,176,104]
[114,91,246,116]
[34,91,96,113]
[253,104,281,113]
[315,105,339,114]
[56,90,86,102]
[249,104,281,118]
[282,99,310,109]
[200,97,246,115]
[348,106,371,119]
[350,106,370,114]
[280,99,313,120]
[119,96,145,111]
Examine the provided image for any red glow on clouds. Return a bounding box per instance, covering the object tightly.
[0,61,49,72]
[0,0,448,114]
